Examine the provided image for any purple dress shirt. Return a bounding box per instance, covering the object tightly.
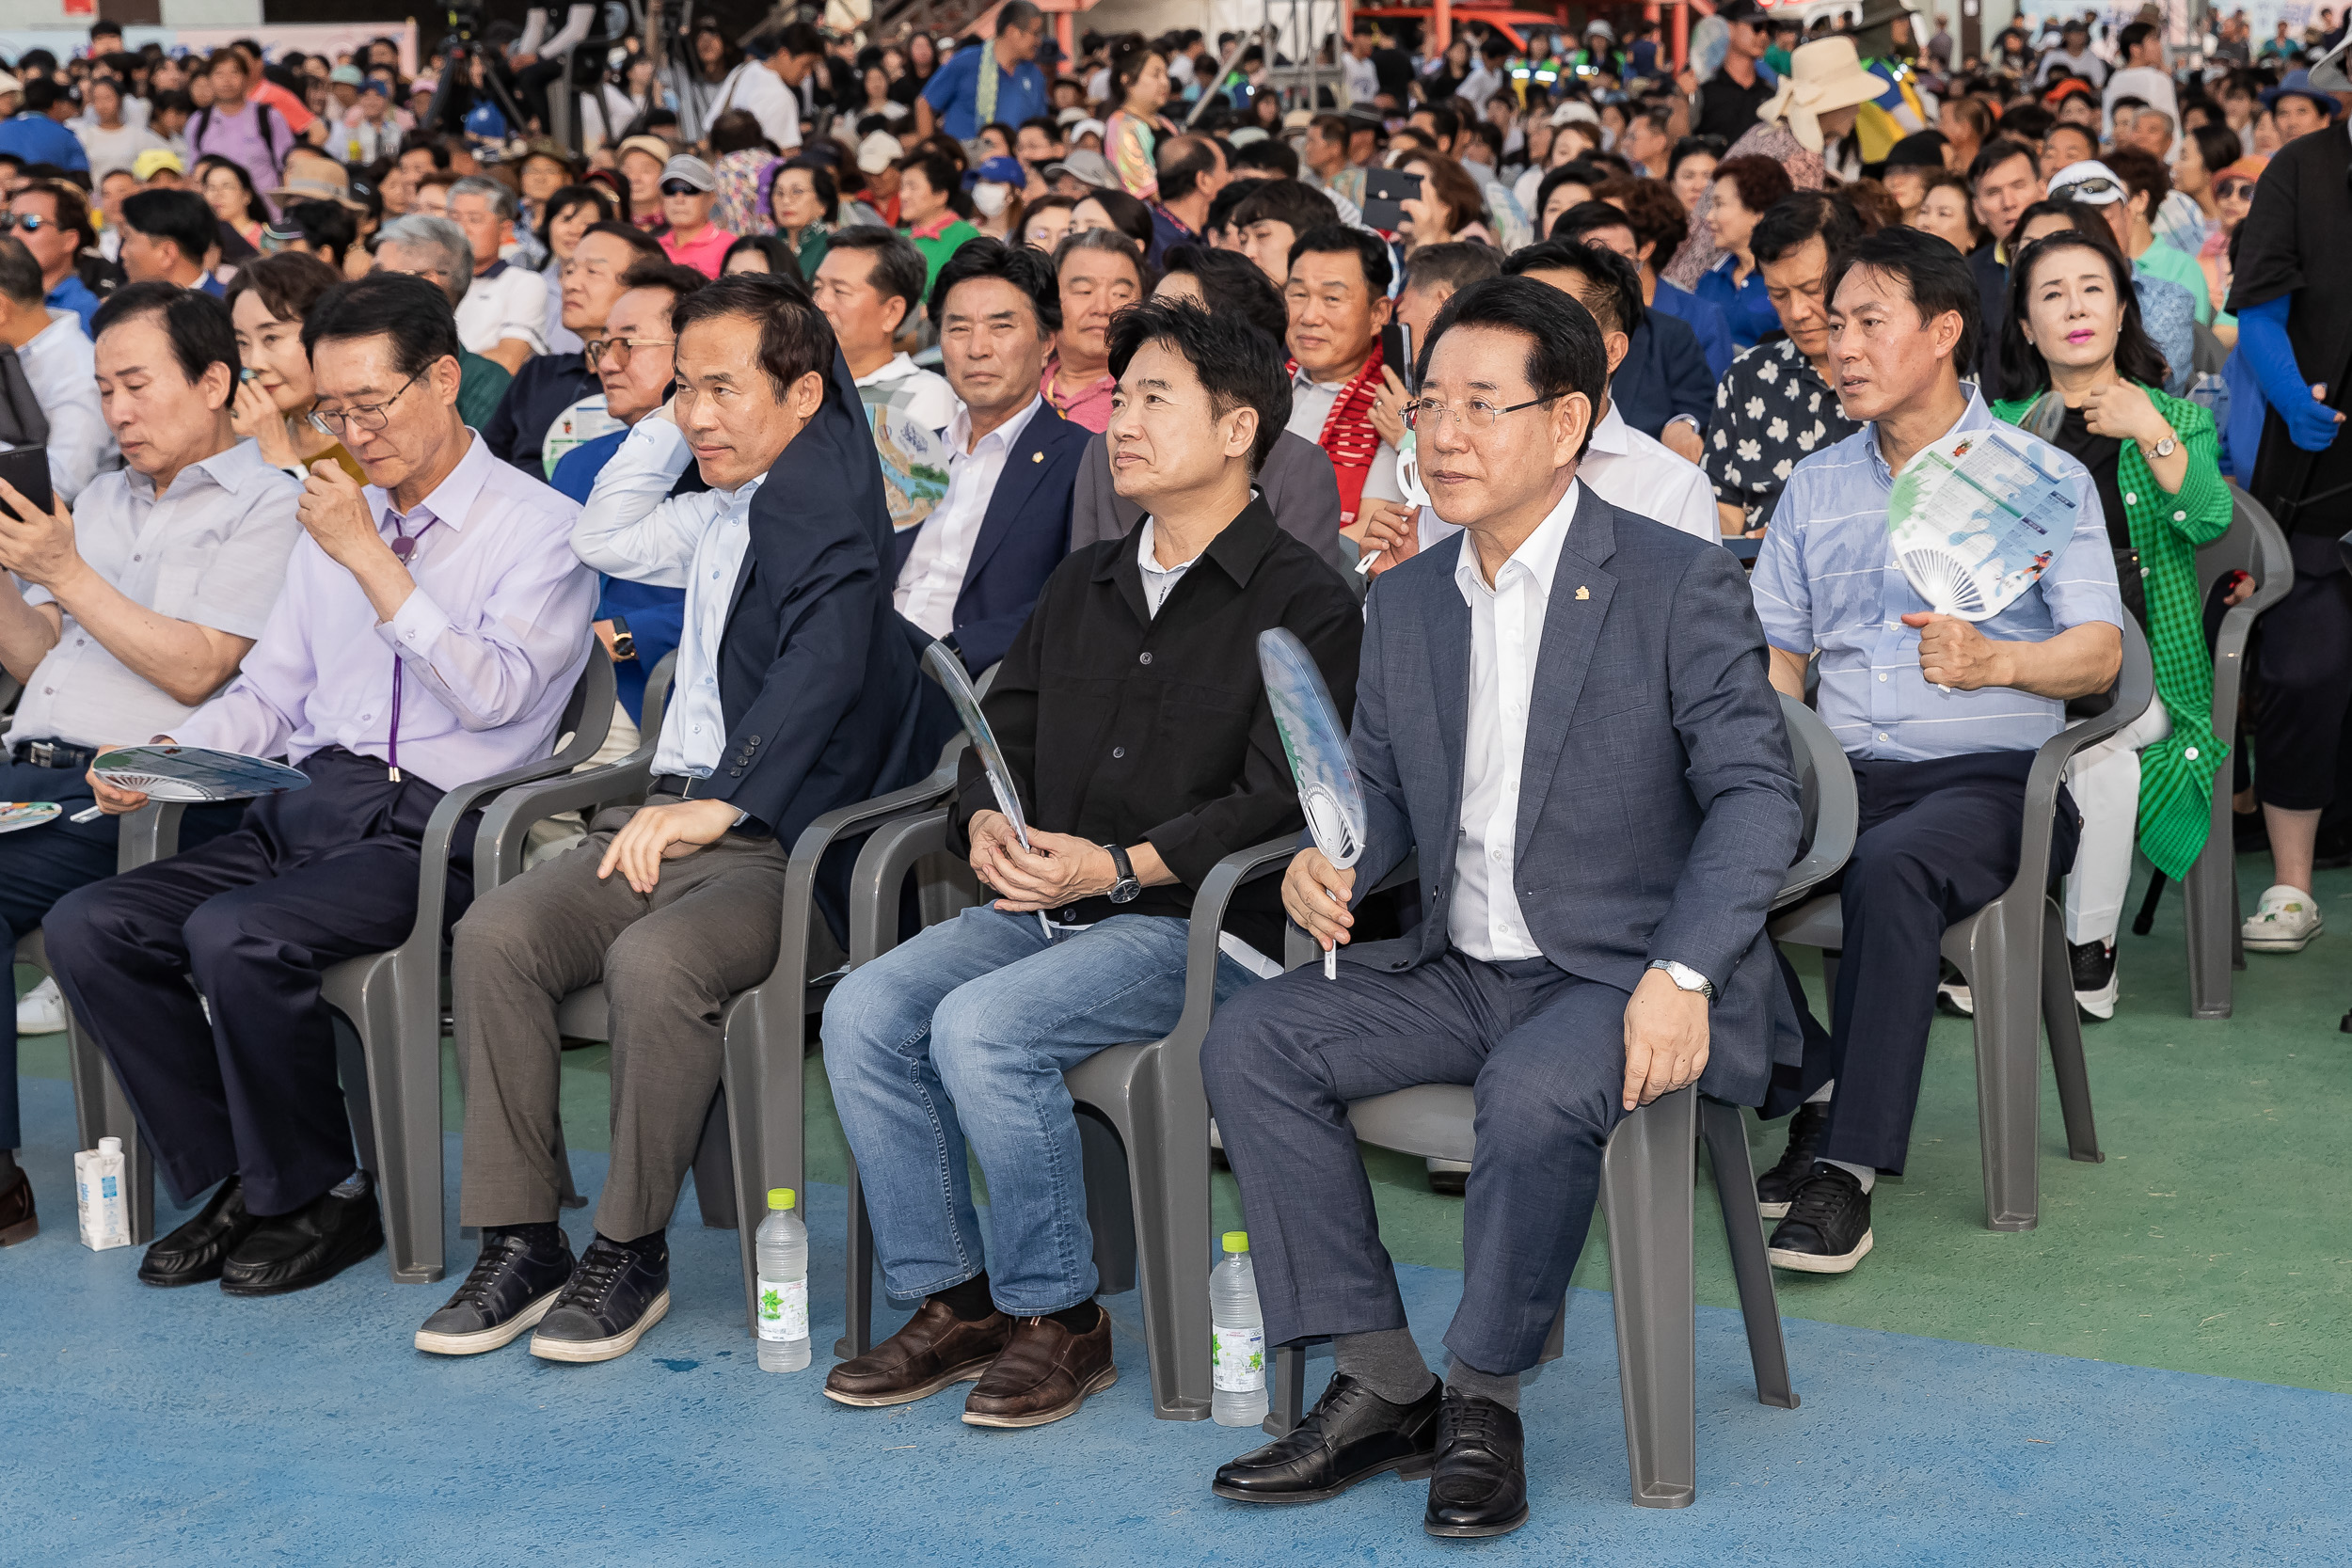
[173,432,598,791]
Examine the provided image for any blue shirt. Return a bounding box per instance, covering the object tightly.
[920,43,1049,141]
[1693,253,1780,350]
[551,428,686,725]
[1749,389,2124,763]
[46,274,100,336]
[1651,281,1735,380]
[0,113,87,173]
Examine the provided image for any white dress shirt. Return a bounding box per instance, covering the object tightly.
[1447,481,1581,963]
[15,309,114,504]
[453,260,550,358]
[174,432,596,790]
[571,417,762,782]
[894,394,1041,638]
[711,59,803,150]
[9,439,299,751]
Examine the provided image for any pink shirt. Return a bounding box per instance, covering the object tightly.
[1041,355,1116,433]
[661,225,737,279]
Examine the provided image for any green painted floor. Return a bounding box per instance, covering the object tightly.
[25,854,2351,1395]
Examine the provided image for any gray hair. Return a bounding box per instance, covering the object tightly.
[374,214,472,305]
[446,175,519,224]
[1053,225,1144,281]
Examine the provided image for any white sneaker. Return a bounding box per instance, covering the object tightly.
[2242,885,2323,953]
[1936,979,1975,1017]
[15,975,66,1035]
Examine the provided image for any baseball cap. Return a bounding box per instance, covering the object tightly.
[616,134,673,166]
[133,149,185,181]
[330,64,364,87]
[660,154,717,193]
[1716,0,1770,25]
[1042,149,1115,187]
[963,155,1025,190]
[2047,159,2125,205]
[1070,117,1106,144]
[856,130,904,174]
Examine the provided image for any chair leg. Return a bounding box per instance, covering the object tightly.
[66,1011,154,1244]
[1537,1298,1566,1364]
[1120,1100,1215,1420]
[1963,907,2042,1232]
[2181,833,2236,1019]
[1264,1343,1308,1437]
[355,957,445,1284]
[1698,1099,1797,1410]
[692,1087,739,1228]
[2041,904,2104,1164]
[722,991,803,1335]
[1078,1108,1137,1295]
[1600,1086,1697,1509]
[834,1159,875,1360]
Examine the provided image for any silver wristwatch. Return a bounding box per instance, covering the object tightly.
[2146,433,2178,460]
[1647,958,1716,1000]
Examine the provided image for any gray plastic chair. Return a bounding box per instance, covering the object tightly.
[469,661,968,1333]
[101,657,616,1283]
[834,809,1297,1420]
[24,927,157,1244]
[1767,617,2155,1232]
[2171,487,2293,1018]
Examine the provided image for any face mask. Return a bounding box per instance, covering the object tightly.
[972,182,1010,217]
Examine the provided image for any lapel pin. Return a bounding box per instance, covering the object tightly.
[1032,451,1043,463]
[1575,585,1590,600]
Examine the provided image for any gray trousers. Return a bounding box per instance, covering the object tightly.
[453,798,791,1240]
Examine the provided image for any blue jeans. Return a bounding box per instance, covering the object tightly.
[821,905,1260,1315]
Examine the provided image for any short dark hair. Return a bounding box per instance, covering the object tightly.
[225,249,344,326]
[2104,146,2171,208]
[717,235,813,295]
[1159,244,1289,342]
[2003,228,2169,394]
[673,272,838,403]
[2118,20,2158,55]
[1157,135,1222,201]
[771,157,840,224]
[300,271,461,381]
[619,256,717,303]
[535,182,615,250]
[769,21,828,58]
[0,238,44,309]
[1401,240,1502,297]
[119,188,215,266]
[1535,162,1606,224]
[1752,189,1867,267]
[1966,136,2037,189]
[276,199,358,268]
[93,280,241,387]
[930,234,1062,331]
[14,179,92,253]
[1502,237,1644,338]
[1105,297,1291,473]
[1284,223,1392,293]
[1712,153,1795,215]
[1825,226,1982,377]
[826,225,929,323]
[1419,276,1607,461]
[1229,137,1299,180]
[1231,178,1339,237]
[581,218,664,263]
[1996,102,2055,143]
[1554,199,1635,244]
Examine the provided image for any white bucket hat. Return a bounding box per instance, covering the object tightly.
[1759,38,1887,151]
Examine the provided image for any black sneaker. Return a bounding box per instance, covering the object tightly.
[1767,1163,1874,1275]
[528,1233,670,1363]
[2070,939,2118,1021]
[1754,1101,1830,1219]
[415,1227,578,1355]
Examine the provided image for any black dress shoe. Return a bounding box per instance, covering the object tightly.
[219,1176,385,1296]
[139,1176,259,1287]
[415,1227,578,1354]
[1754,1101,1830,1219]
[529,1234,670,1363]
[1423,1389,1529,1539]
[1767,1162,1874,1274]
[1212,1372,1441,1505]
[0,1167,36,1246]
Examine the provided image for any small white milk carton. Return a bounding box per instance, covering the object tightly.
[74,1136,130,1251]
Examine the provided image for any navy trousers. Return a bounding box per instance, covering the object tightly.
[45,749,473,1217]
[1200,949,1631,1378]
[0,755,240,1151]
[1814,750,2078,1176]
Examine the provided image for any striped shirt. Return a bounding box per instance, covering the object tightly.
[1750,388,2123,763]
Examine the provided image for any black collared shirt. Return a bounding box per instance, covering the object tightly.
[952,494,1362,951]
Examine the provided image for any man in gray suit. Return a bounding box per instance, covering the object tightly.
[1200,277,1803,1540]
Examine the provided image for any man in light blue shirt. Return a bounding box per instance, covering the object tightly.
[1748,229,2122,1276]
[916,2,1050,149]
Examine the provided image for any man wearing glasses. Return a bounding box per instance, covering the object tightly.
[485,221,663,481]
[1200,277,1800,1539]
[654,155,735,280]
[46,270,597,1299]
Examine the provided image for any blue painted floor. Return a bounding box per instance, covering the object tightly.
[7,1076,2347,1568]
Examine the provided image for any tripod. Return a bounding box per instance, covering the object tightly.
[425,5,535,146]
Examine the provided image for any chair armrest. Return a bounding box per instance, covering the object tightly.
[1774,695,1857,911]
[472,752,658,895]
[117,801,190,871]
[2006,616,2154,907]
[846,807,958,965]
[756,755,968,991]
[1153,837,1305,1105]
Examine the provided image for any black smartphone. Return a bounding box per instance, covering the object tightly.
[1378,322,1416,393]
[0,446,54,522]
[1360,168,1424,234]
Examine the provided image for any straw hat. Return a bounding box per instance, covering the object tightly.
[1759,38,1886,151]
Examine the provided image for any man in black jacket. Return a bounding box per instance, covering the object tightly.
[818,299,1360,1430]
[415,274,954,1364]
[483,221,660,478]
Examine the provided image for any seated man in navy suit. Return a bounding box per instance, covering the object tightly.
[1200,277,1803,1539]
[891,238,1090,674]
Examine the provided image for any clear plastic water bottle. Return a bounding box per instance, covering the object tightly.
[1210,1230,1267,1426]
[755,1187,809,1372]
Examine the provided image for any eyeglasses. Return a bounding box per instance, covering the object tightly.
[308,368,425,436]
[2215,180,2255,199]
[584,337,675,369]
[0,214,53,235]
[1403,394,1561,434]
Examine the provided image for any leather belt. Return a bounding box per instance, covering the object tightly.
[650,775,696,799]
[13,738,97,770]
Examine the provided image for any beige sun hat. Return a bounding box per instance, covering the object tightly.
[1759,38,1888,151]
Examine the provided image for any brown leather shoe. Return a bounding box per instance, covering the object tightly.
[824,1297,1013,1407]
[961,1307,1117,1429]
[0,1168,34,1246]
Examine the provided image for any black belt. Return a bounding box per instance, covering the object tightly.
[12,738,98,770]
[650,775,697,798]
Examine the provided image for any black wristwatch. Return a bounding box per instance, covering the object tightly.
[1105,844,1141,903]
[608,615,637,662]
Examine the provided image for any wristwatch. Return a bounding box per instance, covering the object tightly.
[1105,844,1142,904]
[1647,958,1716,1001]
[608,616,638,661]
[2144,432,2178,460]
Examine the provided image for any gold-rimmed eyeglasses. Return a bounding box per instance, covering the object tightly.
[308,368,425,436]
[1402,393,1561,435]
[584,337,675,370]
